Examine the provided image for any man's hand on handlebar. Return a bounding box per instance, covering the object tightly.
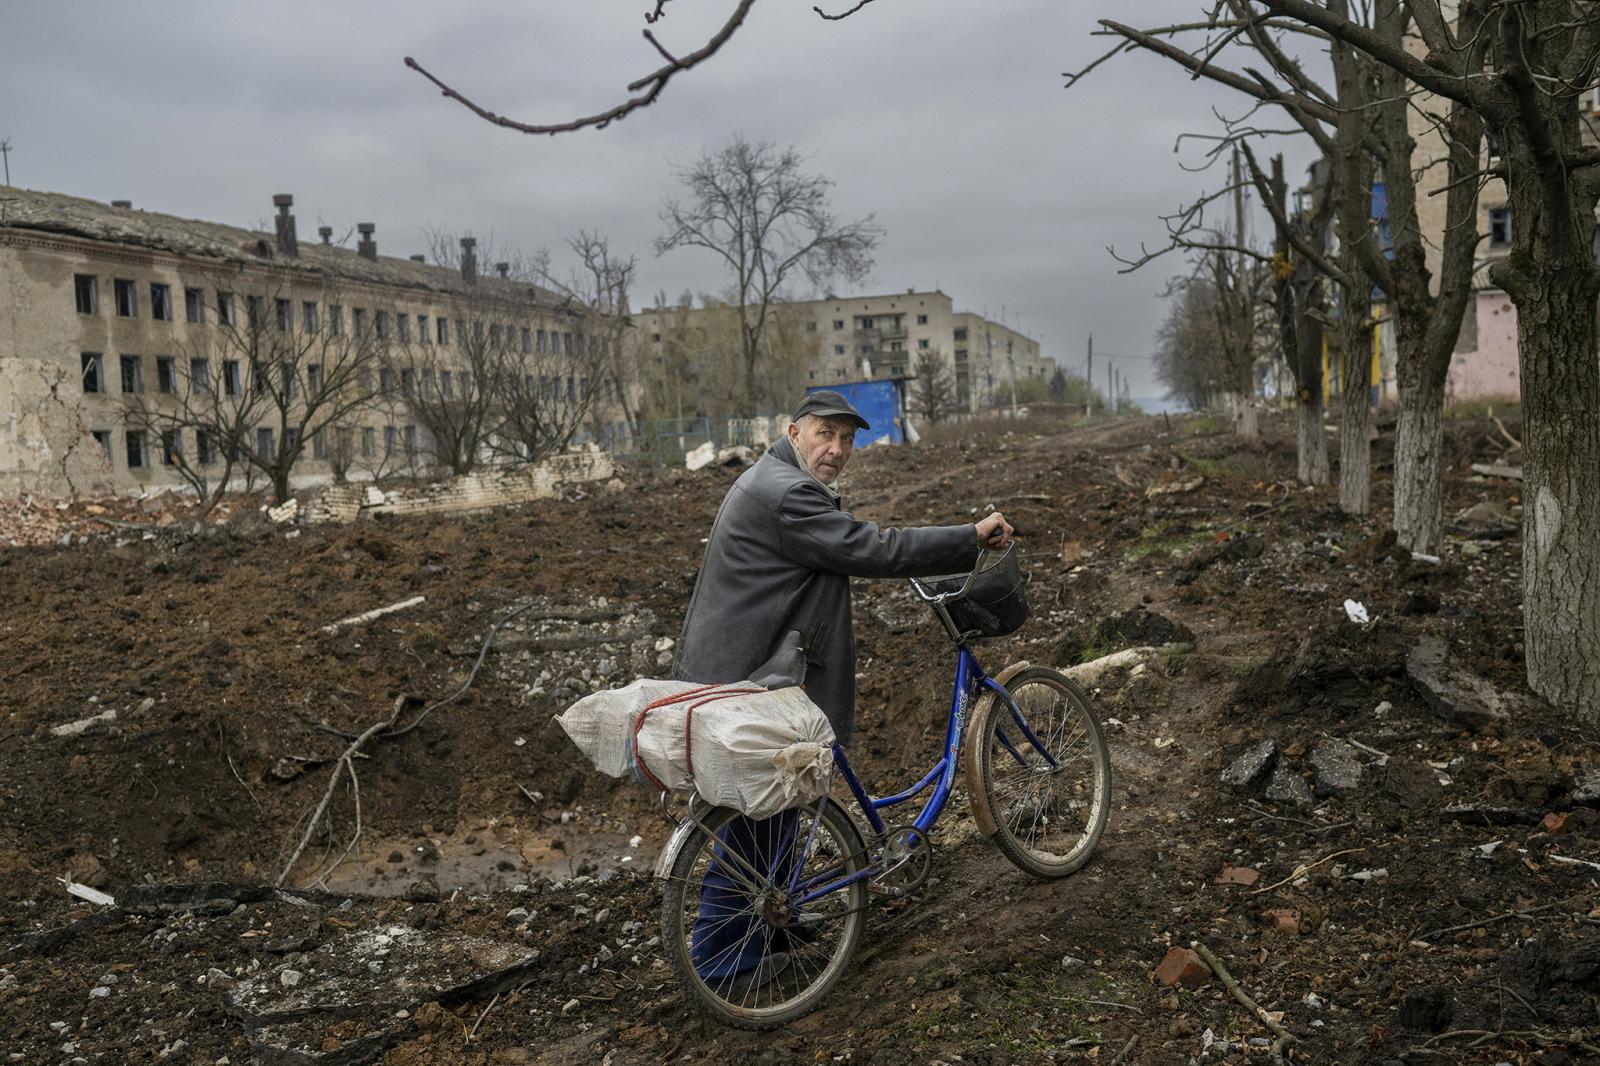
[974,512,1015,549]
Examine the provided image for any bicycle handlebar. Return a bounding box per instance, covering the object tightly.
[907,541,1015,606]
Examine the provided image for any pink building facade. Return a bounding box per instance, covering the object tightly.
[1446,289,1521,402]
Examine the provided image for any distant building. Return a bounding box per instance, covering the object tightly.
[0,187,621,499]
[633,289,1054,416]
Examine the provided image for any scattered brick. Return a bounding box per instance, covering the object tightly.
[1259,908,1301,935]
[1540,812,1573,836]
[1215,864,1261,887]
[1154,946,1212,988]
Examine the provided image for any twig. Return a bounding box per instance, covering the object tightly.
[467,991,501,1042]
[382,601,537,739]
[519,784,540,806]
[1084,997,1144,1014]
[276,695,404,888]
[311,758,364,890]
[1108,1034,1140,1066]
[217,721,264,814]
[1415,898,1575,941]
[1252,847,1364,894]
[814,0,877,18]
[1191,941,1296,1061]
[1339,735,1391,763]
[320,595,426,634]
[1487,405,1522,450]
[1551,854,1600,873]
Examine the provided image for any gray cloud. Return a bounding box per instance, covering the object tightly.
[0,1,1314,399]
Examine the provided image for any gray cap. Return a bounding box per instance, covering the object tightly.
[792,390,870,430]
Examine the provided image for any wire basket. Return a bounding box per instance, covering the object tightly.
[928,547,1031,638]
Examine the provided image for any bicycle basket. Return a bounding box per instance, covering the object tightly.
[929,547,1030,637]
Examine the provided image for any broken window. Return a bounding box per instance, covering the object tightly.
[303,301,319,333]
[81,352,104,394]
[156,356,176,394]
[437,316,448,344]
[353,308,368,337]
[151,284,172,321]
[247,295,264,328]
[190,358,210,394]
[400,368,414,394]
[284,428,301,457]
[890,341,904,353]
[418,314,429,343]
[1489,206,1512,248]
[223,360,241,396]
[537,329,547,353]
[489,323,501,349]
[441,371,454,400]
[834,344,845,355]
[329,305,344,336]
[522,327,531,354]
[126,430,147,469]
[361,426,375,458]
[475,321,486,345]
[306,364,323,396]
[918,338,930,349]
[832,320,844,330]
[564,332,574,356]
[916,314,928,325]
[376,311,389,340]
[276,298,291,331]
[217,292,236,326]
[252,360,269,393]
[161,430,181,466]
[403,424,417,454]
[185,287,204,323]
[312,429,327,460]
[75,274,99,315]
[858,316,874,330]
[378,367,395,394]
[119,355,143,394]
[196,429,215,465]
[397,313,410,343]
[953,327,968,342]
[280,362,296,398]
[383,425,396,456]
[256,427,275,459]
[335,427,353,462]
[115,279,137,317]
[92,429,112,458]
[421,367,435,395]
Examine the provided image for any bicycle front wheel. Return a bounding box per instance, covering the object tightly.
[660,799,869,1029]
[974,666,1111,878]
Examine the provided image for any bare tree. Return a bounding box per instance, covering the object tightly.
[912,349,958,424]
[536,230,641,446]
[655,135,881,413]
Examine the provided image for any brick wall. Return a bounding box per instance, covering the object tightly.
[301,450,615,525]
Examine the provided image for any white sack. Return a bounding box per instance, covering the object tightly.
[556,679,836,820]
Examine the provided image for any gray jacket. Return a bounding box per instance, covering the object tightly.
[673,436,979,743]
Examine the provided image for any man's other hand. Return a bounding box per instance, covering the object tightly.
[975,512,1015,549]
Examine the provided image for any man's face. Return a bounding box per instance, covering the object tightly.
[789,415,857,482]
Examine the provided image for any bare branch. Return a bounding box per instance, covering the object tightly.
[404,0,756,136]
[814,0,877,20]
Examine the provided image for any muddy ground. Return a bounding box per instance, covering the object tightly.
[3,409,1598,1065]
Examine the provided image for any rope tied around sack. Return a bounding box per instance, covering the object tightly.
[629,683,765,792]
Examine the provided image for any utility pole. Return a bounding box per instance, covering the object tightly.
[1085,333,1093,421]
[0,139,11,186]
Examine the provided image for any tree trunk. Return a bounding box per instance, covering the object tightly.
[1296,393,1329,486]
[1337,289,1372,516]
[1507,264,1600,714]
[1391,340,1449,554]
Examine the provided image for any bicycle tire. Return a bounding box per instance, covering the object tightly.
[660,799,869,1029]
[974,666,1111,878]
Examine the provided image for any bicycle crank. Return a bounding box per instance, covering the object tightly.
[870,824,933,896]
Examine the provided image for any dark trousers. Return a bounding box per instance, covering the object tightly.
[691,811,798,980]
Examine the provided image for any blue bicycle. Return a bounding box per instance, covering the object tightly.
[654,547,1113,1028]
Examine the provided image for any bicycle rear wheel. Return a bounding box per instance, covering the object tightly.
[660,799,869,1029]
[974,666,1111,878]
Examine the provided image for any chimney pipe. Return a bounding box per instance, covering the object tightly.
[495,261,510,279]
[356,222,377,261]
[460,237,478,284]
[318,226,333,244]
[111,200,132,209]
[409,254,426,263]
[272,193,298,257]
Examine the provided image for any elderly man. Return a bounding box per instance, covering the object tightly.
[673,390,1012,992]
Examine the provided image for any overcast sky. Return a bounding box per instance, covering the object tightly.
[0,2,1313,399]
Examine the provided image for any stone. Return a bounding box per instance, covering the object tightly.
[1571,768,1600,806]
[1215,865,1260,887]
[279,970,303,988]
[1221,740,1277,790]
[1153,946,1211,988]
[1407,637,1510,728]
[1540,812,1573,836]
[1060,955,1086,972]
[1266,763,1314,807]
[1311,740,1364,796]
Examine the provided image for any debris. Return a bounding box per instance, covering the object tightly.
[1145,475,1203,499]
[1221,740,1277,790]
[1347,867,1388,881]
[1153,946,1212,988]
[1190,941,1295,1058]
[1265,763,1313,807]
[684,442,716,472]
[1406,636,1511,727]
[1215,865,1260,887]
[1441,804,1544,826]
[1066,645,1185,687]
[714,445,756,467]
[1572,768,1600,806]
[59,879,115,907]
[265,498,300,524]
[1539,812,1573,836]
[1310,740,1363,795]
[1550,854,1600,873]
[1342,599,1369,625]
[1259,909,1300,935]
[1469,462,1522,480]
[49,708,118,738]
[1059,537,1087,566]
[320,596,428,635]
[1060,955,1086,972]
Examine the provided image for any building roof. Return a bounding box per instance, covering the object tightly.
[0,186,564,308]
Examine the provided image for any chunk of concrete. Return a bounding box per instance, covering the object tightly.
[1220,740,1277,790]
[1265,762,1313,807]
[1310,740,1363,796]
[1406,637,1510,728]
[1571,768,1600,806]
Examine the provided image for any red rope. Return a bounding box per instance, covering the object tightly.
[630,684,764,791]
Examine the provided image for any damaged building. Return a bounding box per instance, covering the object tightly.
[0,187,626,500]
